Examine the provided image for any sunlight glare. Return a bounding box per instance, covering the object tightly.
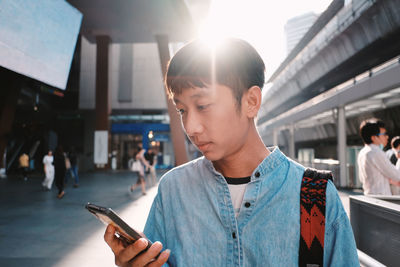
[197,0,241,47]
[198,0,333,78]
[198,21,227,49]
[54,187,158,267]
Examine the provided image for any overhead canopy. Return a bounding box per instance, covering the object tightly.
[67,0,198,43]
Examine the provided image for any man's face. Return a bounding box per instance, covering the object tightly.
[174,84,250,162]
[373,127,389,147]
[395,145,400,158]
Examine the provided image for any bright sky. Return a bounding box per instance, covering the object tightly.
[198,0,333,79]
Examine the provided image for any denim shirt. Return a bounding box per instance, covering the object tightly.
[144,147,359,266]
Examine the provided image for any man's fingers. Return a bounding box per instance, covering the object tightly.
[148,249,170,267]
[133,241,164,267]
[105,225,169,267]
[104,224,123,254]
[117,238,149,264]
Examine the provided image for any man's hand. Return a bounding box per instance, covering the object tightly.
[104,224,170,267]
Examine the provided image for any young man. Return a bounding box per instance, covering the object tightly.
[358,118,400,195]
[105,38,359,266]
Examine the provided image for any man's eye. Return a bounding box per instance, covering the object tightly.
[176,109,185,115]
[198,104,210,111]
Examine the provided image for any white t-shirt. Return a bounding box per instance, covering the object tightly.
[43,155,54,170]
[225,177,250,217]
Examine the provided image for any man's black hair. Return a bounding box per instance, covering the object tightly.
[359,118,385,144]
[165,38,265,107]
[391,136,400,149]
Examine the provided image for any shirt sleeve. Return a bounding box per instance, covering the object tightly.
[324,181,359,266]
[370,150,400,181]
[143,194,170,267]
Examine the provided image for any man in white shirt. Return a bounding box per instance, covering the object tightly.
[357,118,400,195]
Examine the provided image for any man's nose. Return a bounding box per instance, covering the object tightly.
[183,112,204,136]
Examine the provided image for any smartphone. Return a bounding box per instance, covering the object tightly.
[85,203,152,249]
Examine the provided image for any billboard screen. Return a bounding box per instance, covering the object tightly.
[0,0,82,89]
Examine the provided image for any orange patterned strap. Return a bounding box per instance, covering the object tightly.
[299,168,332,267]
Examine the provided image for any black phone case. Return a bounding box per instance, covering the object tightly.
[85,203,152,249]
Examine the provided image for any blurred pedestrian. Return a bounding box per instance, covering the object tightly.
[386,136,400,194]
[144,147,157,185]
[111,150,117,170]
[64,150,72,185]
[386,136,400,165]
[68,147,79,188]
[392,143,400,195]
[358,118,400,195]
[18,152,29,181]
[129,143,148,195]
[54,146,66,199]
[42,150,54,190]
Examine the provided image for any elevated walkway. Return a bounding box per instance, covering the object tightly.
[260,0,400,123]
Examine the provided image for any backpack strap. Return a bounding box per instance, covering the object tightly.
[299,168,332,267]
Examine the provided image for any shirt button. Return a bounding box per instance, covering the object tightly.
[245,202,251,208]
[255,171,260,178]
[232,232,236,239]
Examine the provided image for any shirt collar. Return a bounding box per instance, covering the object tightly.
[203,146,287,179]
[253,146,286,178]
[369,144,380,150]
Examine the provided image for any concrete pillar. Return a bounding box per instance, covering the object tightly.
[155,34,189,166]
[337,106,347,187]
[289,124,295,159]
[95,35,111,168]
[273,129,279,147]
[0,69,22,172]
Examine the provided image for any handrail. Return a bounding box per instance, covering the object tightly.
[358,249,386,267]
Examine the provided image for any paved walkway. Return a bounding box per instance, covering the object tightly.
[0,170,359,267]
[0,170,163,267]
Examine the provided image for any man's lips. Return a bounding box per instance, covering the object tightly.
[195,142,211,151]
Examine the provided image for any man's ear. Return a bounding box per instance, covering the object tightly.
[243,86,262,118]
